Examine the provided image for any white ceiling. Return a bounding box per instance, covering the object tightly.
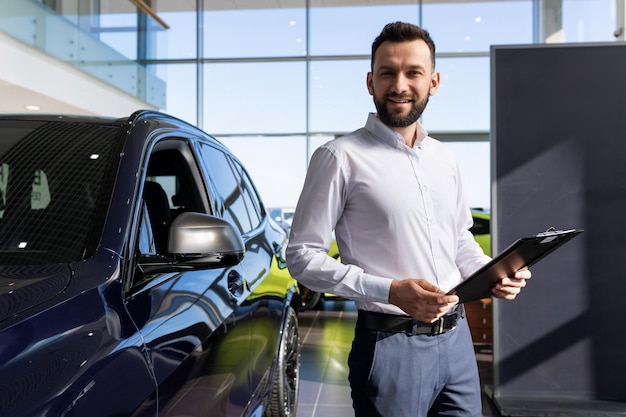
[0,81,88,115]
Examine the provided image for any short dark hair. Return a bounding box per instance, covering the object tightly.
[371,22,436,71]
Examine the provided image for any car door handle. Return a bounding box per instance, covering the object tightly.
[227,270,246,297]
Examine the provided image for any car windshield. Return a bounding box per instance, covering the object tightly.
[0,119,122,265]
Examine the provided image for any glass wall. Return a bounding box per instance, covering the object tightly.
[423,1,533,52]
[203,7,307,58]
[308,4,420,55]
[0,0,167,108]
[5,0,615,209]
[200,0,614,209]
[308,59,374,133]
[203,61,307,134]
[193,0,536,209]
[562,0,616,42]
[159,63,198,126]
[219,135,309,209]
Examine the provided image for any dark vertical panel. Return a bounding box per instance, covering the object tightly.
[492,43,626,407]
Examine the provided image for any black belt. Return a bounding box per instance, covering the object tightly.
[358,305,464,336]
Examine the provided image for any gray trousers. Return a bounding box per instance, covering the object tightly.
[348,314,481,417]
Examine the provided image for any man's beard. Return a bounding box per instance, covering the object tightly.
[374,94,429,128]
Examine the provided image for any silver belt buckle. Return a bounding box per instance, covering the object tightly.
[432,317,445,335]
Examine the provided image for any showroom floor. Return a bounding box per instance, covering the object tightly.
[296,300,499,417]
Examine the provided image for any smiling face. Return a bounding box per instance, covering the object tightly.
[367,39,440,130]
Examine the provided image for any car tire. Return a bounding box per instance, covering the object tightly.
[298,284,322,311]
[266,306,300,417]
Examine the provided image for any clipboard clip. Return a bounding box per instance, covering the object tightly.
[536,226,579,240]
[535,227,557,238]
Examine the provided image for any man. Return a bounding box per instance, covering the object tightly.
[286,22,531,416]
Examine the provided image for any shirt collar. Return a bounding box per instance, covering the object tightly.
[365,113,429,151]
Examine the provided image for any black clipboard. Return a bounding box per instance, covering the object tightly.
[448,228,583,303]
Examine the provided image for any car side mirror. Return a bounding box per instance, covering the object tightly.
[139,212,245,273]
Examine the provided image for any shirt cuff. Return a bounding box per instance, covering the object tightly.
[362,273,394,304]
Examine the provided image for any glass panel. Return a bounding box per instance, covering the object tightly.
[98,6,138,60]
[218,136,307,209]
[0,0,40,46]
[203,62,306,135]
[0,120,121,264]
[198,143,252,233]
[446,141,490,210]
[423,0,533,53]
[98,0,194,61]
[137,204,158,256]
[309,3,420,56]
[231,160,262,229]
[156,63,197,126]
[150,2,197,60]
[0,0,165,108]
[562,0,615,43]
[309,60,375,134]
[142,178,172,254]
[423,56,490,132]
[203,5,306,58]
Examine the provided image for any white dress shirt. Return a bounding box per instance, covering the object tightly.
[286,113,490,315]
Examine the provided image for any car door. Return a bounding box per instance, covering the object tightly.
[123,137,254,416]
[195,142,282,402]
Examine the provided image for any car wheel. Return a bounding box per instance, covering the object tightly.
[298,284,321,311]
[266,306,300,417]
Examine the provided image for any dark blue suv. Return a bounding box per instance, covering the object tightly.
[0,111,299,417]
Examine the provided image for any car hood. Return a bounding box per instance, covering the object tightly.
[0,264,71,324]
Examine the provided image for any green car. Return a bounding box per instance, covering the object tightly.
[297,238,341,311]
[469,208,491,256]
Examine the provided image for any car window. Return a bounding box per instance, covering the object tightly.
[139,142,207,256]
[137,203,158,256]
[197,143,254,234]
[0,121,121,265]
[231,160,263,229]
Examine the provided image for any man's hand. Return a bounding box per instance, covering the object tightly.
[492,268,531,300]
[389,279,459,323]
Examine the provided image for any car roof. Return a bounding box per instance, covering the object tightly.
[0,110,232,152]
[0,110,202,131]
[0,113,127,126]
